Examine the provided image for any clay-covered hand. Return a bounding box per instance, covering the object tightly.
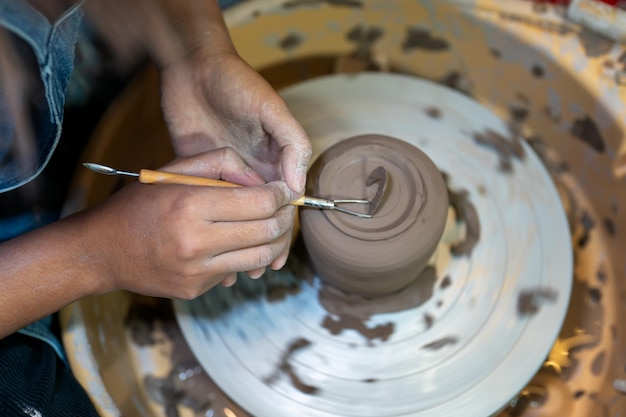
[85,148,295,299]
[160,50,312,199]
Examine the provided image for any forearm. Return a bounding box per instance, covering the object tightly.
[0,212,108,338]
[156,0,237,66]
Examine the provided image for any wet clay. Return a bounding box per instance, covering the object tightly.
[300,134,449,296]
[263,338,320,395]
[442,172,481,257]
[472,128,526,173]
[517,287,559,316]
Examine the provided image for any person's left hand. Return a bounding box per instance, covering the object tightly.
[159,51,312,200]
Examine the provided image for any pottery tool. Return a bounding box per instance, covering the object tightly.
[83,162,380,218]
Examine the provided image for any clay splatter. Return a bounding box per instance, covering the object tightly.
[346,24,383,44]
[363,378,378,383]
[402,27,450,52]
[578,28,614,58]
[577,210,595,248]
[126,300,248,416]
[337,25,385,72]
[588,287,602,304]
[425,107,441,119]
[440,71,473,96]
[570,116,606,153]
[439,275,451,290]
[322,315,394,342]
[473,128,526,173]
[318,266,437,341]
[263,338,320,395]
[279,32,304,51]
[603,218,616,236]
[517,287,558,316]
[591,351,606,376]
[446,185,480,257]
[423,313,434,329]
[422,336,458,350]
[509,105,529,123]
[489,47,502,59]
[531,64,545,78]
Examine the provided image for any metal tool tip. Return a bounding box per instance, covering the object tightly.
[83,162,116,175]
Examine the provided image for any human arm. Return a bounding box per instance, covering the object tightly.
[156,0,313,197]
[0,149,292,338]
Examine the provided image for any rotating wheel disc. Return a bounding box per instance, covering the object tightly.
[175,73,572,417]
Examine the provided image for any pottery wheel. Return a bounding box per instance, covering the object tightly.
[174,73,572,417]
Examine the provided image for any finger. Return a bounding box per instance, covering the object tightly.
[261,103,312,196]
[246,268,266,279]
[161,147,266,187]
[206,205,294,255]
[206,231,292,276]
[220,273,238,287]
[191,181,292,222]
[280,140,312,197]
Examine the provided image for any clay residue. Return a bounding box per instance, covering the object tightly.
[588,287,602,304]
[263,338,319,395]
[336,25,386,73]
[318,266,437,341]
[570,116,606,152]
[440,71,473,96]
[489,47,502,59]
[578,28,614,57]
[279,32,304,51]
[402,27,450,52]
[425,106,441,119]
[446,186,480,257]
[577,210,595,248]
[423,313,434,329]
[439,275,451,290]
[509,105,529,123]
[531,64,545,78]
[322,315,394,342]
[591,351,606,376]
[421,336,458,350]
[603,218,616,236]
[126,299,249,417]
[517,287,559,316]
[472,128,526,173]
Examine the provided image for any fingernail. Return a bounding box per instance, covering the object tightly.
[296,166,307,193]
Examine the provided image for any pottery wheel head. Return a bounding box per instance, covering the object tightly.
[175,73,572,417]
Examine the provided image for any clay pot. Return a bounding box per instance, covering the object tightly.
[299,134,448,296]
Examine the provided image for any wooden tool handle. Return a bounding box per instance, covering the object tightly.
[139,169,242,188]
[139,169,307,207]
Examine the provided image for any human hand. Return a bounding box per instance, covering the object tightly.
[84,148,294,299]
[160,51,312,199]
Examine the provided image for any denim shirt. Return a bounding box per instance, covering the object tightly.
[0,0,84,363]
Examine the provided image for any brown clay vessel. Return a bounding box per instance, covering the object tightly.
[300,134,449,296]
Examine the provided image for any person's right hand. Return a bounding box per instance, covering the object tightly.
[82,147,294,299]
